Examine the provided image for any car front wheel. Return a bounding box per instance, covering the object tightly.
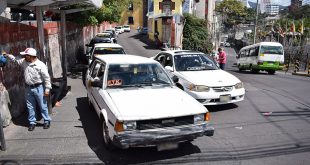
[102,120,116,150]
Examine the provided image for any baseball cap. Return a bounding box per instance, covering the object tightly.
[20,48,37,56]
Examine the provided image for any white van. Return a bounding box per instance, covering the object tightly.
[236,42,284,74]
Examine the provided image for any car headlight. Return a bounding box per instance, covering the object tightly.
[188,84,210,92]
[235,82,243,89]
[123,121,137,131]
[194,113,210,124]
[194,114,205,124]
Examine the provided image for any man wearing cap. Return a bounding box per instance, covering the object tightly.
[3,48,52,131]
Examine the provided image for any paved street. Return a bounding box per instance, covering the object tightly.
[1,31,310,165]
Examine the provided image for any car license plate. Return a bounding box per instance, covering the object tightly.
[157,142,178,151]
[220,95,231,102]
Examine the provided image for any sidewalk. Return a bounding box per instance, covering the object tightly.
[0,73,102,164]
[280,66,310,77]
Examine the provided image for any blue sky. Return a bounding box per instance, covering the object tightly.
[248,0,291,6]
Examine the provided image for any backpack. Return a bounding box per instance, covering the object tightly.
[0,54,7,67]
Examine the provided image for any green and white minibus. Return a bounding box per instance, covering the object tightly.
[236,42,284,74]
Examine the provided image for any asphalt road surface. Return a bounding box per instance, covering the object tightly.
[119,32,310,165]
[1,31,309,165]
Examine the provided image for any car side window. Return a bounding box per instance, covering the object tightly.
[91,62,101,78]
[245,49,250,57]
[165,54,173,67]
[240,50,244,57]
[250,48,256,57]
[89,60,98,75]
[155,54,166,66]
[97,64,106,82]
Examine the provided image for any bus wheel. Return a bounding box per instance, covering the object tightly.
[250,65,259,73]
[238,64,243,71]
[268,70,275,74]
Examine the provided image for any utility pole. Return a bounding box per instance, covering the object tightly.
[253,0,259,44]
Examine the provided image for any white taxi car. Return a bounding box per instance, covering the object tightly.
[122,25,131,32]
[85,55,214,150]
[87,43,126,65]
[153,50,245,105]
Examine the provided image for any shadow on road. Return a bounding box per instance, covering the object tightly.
[129,33,160,50]
[206,103,239,112]
[76,97,202,165]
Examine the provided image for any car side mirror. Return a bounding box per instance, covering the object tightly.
[165,66,173,72]
[91,77,102,88]
[172,75,179,83]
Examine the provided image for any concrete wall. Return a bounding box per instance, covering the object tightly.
[0,20,115,119]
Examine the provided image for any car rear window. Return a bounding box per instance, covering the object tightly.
[93,48,125,55]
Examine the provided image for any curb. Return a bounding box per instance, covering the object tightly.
[292,72,310,77]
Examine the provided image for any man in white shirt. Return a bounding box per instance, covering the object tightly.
[4,48,52,131]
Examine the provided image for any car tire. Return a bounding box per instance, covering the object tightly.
[102,119,117,150]
[238,64,243,71]
[250,65,259,73]
[267,70,275,74]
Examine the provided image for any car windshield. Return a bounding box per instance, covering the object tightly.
[115,26,122,29]
[124,25,129,28]
[96,33,111,38]
[174,54,219,71]
[93,47,125,55]
[89,38,112,45]
[107,63,172,89]
[260,46,283,55]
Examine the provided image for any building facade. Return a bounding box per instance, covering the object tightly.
[260,0,271,13]
[266,4,279,16]
[119,1,144,30]
[147,0,184,48]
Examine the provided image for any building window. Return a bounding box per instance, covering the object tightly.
[128,17,134,24]
[128,1,133,11]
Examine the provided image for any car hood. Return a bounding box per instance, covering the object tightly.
[107,87,207,120]
[178,70,241,86]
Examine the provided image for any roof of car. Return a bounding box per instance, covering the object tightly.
[160,50,204,56]
[95,55,157,64]
[93,43,123,48]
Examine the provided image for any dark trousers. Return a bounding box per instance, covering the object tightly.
[219,63,225,70]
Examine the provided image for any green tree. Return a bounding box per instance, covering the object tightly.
[215,0,246,28]
[69,0,141,26]
[182,13,213,53]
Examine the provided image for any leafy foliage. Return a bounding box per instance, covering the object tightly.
[70,0,141,26]
[216,0,246,28]
[276,5,310,36]
[182,13,213,53]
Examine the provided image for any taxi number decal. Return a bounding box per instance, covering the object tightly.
[107,79,122,86]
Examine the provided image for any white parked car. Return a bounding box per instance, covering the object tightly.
[87,43,126,65]
[153,50,245,105]
[115,26,124,34]
[85,55,214,150]
[122,25,131,32]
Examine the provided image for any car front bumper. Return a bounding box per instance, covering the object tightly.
[112,123,214,149]
[186,88,245,105]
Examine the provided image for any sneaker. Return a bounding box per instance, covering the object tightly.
[28,124,35,131]
[43,122,50,129]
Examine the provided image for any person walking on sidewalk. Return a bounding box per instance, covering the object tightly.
[3,48,52,131]
[217,47,227,70]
